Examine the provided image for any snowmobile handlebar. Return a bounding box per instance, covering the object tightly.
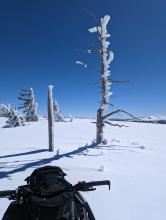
[0,190,16,199]
[0,185,29,200]
[0,180,111,199]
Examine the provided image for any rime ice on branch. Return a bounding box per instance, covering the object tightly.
[18,88,38,122]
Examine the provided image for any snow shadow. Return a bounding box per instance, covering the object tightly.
[98,144,144,153]
[0,149,48,159]
[0,143,98,179]
[0,143,144,179]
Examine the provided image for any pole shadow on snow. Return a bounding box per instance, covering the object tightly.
[0,149,48,159]
[0,143,143,180]
[0,143,98,179]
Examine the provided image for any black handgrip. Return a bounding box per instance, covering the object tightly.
[0,190,16,198]
[74,180,111,191]
[85,180,111,189]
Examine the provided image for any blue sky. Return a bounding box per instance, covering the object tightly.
[0,0,166,117]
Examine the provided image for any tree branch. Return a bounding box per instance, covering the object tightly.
[82,9,98,25]
[105,121,128,127]
[109,79,130,83]
[76,60,100,73]
[75,48,100,55]
[103,109,141,121]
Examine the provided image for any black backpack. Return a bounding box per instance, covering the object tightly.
[25,166,70,196]
[25,166,94,220]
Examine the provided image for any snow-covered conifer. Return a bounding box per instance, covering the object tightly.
[18,88,38,122]
[0,104,11,117]
[53,100,65,122]
[6,108,24,127]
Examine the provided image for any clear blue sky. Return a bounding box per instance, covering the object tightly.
[0,0,166,117]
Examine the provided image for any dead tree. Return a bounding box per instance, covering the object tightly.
[48,85,54,151]
[76,14,137,144]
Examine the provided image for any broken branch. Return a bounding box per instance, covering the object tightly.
[103,109,141,121]
[105,121,127,127]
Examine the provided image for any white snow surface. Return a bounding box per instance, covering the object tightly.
[0,117,166,220]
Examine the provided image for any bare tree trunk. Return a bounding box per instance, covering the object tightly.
[96,108,104,143]
[48,85,54,152]
[96,16,112,144]
[77,15,114,144]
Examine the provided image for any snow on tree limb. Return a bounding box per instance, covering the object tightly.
[76,60,88,68]
[88,26,98,33]
[107,51,114,64]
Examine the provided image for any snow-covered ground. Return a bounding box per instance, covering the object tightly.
[0,117,166,220]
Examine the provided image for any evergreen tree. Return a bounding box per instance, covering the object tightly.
[18,88,38,122]
[6,108,24,127]
[0,104,11,117]
[53,100,65,122]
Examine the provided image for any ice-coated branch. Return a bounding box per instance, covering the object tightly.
[76,60,88,68]
[76,60,99,73]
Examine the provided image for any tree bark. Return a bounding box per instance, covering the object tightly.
[96,108,104,143]
[48,85,54,152]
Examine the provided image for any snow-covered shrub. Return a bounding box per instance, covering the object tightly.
[18,88,38,122]
[6,108,24,127]
[53,100,65,122]
[0,104,11,117]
